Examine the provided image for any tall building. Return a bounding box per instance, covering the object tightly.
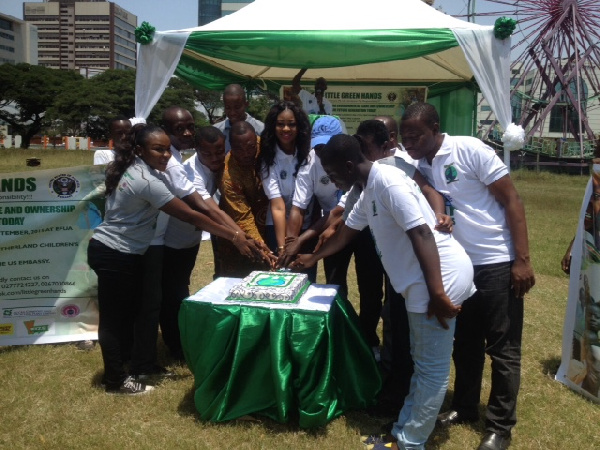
[198,0,221,26]
[198,0,254,26]
[0,13,38,65]
[221,1,253,17]
[23,0,137,74]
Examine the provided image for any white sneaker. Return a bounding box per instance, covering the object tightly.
[106,376,154,395]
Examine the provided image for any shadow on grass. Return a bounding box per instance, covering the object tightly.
[177,384,331,437]
[0,345,28,355]
[541,356,561,378]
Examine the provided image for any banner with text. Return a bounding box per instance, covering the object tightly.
[556,168,600,403]
[0,166,104,345]
[283,85,428,134]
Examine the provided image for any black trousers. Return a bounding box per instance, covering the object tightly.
[130,245,164,374]
[450,261,523,435]
[324,228,384,347]
[383,277,414,408]
[87,239,143,388]
[160,244,200,358]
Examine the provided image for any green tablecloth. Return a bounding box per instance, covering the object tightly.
[179,277,382,428]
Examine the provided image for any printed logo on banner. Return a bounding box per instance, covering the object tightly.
[387,92,398,102]
[3,307,55,318]
[0,324,14,335]
[23,320,50,335]
[48,174,80,199]
[61,304,80,318]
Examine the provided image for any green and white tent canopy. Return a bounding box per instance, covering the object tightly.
[135,0,521,156]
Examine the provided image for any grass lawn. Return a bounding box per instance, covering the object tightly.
[0,149,598,449]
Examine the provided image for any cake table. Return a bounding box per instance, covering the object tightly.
[178,277,382,428]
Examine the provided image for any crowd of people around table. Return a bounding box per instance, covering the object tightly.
[88,74,535,450]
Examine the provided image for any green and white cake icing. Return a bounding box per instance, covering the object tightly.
[226,271,310,303]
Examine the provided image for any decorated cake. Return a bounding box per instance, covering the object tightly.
[226,271,310,303]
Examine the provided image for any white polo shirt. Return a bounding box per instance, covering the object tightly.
[261,145,312,229]
[415,134,513,265]
[293,149,341,214]
[345,163,475,313]
[164,154,217,249]
[152,146,197,246]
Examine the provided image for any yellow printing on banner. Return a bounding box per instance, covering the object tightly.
[0,324,14,335]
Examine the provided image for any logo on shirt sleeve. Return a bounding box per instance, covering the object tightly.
[280,170,288,180]
[444,163,459,184]
[320,175,330,185]
[372,200,378,217]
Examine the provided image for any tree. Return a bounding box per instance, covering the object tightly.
[195,89,223,124]
[0,63,81,148]
[46,69,136,142]
[247,94,274,123]
[149,76,205,126]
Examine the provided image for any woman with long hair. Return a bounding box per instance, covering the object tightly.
[88,124,262,395]
[256,101,313,277]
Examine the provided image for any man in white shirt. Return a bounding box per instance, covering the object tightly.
[400,103,535,450]
[93,116,131,165]
[291,68,333,116]
[214,84,265,152]
[159,107,264,362]
[289,134,475,449]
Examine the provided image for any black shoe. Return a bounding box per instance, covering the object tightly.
[477,432,511,450]
[436,410,478,427]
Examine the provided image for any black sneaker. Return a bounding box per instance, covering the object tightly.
[105,376,154,395]
[131,365,174,382]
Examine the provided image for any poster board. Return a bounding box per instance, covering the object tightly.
[556,167,600,403]
[282,85,428,134]
[0,166,102,345]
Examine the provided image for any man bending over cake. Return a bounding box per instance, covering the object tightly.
[289,134,475,449]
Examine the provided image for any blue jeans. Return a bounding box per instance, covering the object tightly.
[392,312,456,450]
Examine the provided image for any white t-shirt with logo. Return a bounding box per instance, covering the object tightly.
[261,145,312,229]
[345,163,475,313]
[92,157,175,255]
[293,149,341,214]
[415,134,513,265]
[342,154,417,221]
[164,154,217,249]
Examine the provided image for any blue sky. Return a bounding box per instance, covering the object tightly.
[1,0,507,30]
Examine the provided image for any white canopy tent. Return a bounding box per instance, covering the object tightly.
[134,0,522,162]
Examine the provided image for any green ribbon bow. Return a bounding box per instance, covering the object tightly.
[494,17,517,40]
[135,21,156,45]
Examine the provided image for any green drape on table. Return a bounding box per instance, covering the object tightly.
[179,294,381,428]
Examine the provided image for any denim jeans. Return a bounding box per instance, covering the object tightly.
[450,261,523,435]
[87,239,143,388]
[392,312,456,450]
